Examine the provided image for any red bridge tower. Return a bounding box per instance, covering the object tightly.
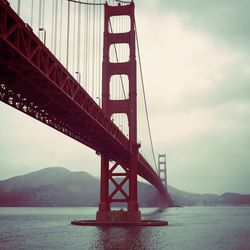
[96,2,141,222]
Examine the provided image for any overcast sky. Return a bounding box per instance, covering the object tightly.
[0,0,249,194]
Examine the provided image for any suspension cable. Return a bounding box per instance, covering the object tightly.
[97,3,102,106]
[83,2,88,90]
[41,0,45,29]
[51,0,55,51]
[114,0,132,4]
[59,0,63,60]
[66,1,70,69]
[38,0,42,38]
[73,3,76,72]
[31,0,34,27]
[92,2,95,96]
[77,4,82,74]
[135,21,158,171]
[86,2,89,91]
[54,0,58,55]
[17,0,20,15]
[96,1,100,102]
[67,0,104,6]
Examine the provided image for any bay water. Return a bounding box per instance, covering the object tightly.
[0,206,250,250]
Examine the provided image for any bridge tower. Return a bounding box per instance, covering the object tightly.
[158,154,167,191]
[96,2,141,222]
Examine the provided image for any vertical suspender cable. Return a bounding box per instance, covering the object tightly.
[121,15,124,131]
[94,1,98,99]
[95,1,98,98]
[31,0,34,27]
[95,2,98,101]
[17,0,20,15]
[38,0,42,38]
[73,3,76,73]
[41,0,45,29]
[59,0,63,60]
[66,1,71,69]
[42,0,45,25]
[135,22,157,171]
[117,15,120,127]
[51,0,55,51]
[97,3,99,102]
[77,4,81,76]
[115,18,117,105]
[92,1,95,97]
[86,2,89,92]
[82,3,86,89]
[83,3,87,90]
[54,0,58,56]
[97,4,101,106]
[101,4,103,104]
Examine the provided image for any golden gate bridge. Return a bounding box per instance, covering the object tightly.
[0,0,170,225]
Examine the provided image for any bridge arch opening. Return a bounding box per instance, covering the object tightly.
[111,113,129,137]
[110,74,129,100]
[109,43,130,63]
[109,15,131,34]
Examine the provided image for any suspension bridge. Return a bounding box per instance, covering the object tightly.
[0,0,170,225]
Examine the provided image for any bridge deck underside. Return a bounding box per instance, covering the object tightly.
[0,0,166,194]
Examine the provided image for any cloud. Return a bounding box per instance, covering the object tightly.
[155,0,250,54]
[168,121,250,194]
[136,10,244,137]
[0,103,99,180]
[1,0,249,194]
[135,5,250,193]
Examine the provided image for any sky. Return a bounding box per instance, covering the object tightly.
[0,0,250,194]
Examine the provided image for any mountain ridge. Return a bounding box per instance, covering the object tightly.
[0,167,249,207]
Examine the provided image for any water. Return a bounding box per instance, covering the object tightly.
[0,206,250,250]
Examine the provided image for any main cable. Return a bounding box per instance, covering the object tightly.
[135,21,158,172]
[114,0,132,4]
[67,0,104,6]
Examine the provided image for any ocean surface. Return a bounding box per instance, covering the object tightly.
[0,206,250,250]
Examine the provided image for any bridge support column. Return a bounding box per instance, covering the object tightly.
[98,155,110,213]
[96,1,141,223]
[127,144,140,218]
[158,154,167,190]
[157,154,173,207]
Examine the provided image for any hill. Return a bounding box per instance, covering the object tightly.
[0,167,249,207]
[0,167,163,207]
[168,185,250,206]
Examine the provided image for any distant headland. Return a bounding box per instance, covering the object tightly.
[0,167,249,207]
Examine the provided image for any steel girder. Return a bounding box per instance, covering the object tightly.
[0,0,166,195]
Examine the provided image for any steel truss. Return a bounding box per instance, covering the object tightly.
[0,0,166,199]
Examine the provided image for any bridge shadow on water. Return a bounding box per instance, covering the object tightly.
[90,226,149,250]
[88,208,167,249]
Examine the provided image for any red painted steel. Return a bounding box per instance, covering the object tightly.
[0,0,167,201]
[158,154,168,191]
[98,2,140,217]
